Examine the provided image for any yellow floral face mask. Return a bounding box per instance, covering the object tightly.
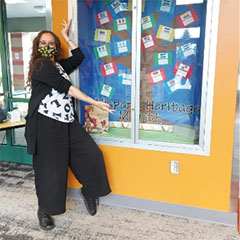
[38,46,57,58]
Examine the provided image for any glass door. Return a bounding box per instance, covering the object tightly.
[0,0,52,164]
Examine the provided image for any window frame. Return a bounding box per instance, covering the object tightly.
[70,0,220,156]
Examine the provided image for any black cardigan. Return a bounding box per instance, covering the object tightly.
[25,48,85,155]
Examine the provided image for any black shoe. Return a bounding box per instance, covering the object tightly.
[37,209,55,230]
[80,189,97,216]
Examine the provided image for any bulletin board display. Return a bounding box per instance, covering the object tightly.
[77,0,207,144]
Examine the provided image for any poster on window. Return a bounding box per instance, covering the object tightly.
[78,0,207,143]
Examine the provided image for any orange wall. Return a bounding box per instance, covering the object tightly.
[52,0,239,211]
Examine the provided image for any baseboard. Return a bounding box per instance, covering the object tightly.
[67,188,237,226]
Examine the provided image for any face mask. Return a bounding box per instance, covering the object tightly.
[38,46,57,58]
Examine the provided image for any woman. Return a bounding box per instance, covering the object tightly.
[25,19,114,230]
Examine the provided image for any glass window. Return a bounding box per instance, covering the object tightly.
[138,0,206,145]
[78,0,132,139]
[74,0,219,155]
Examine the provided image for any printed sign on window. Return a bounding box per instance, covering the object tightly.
[95,9,112,27]
[110,0,127,15]
[114,17,130,32]
[94,29,111,42]
[157,0,175,14]
[156,25,175,42]
[165,75,192,94]
[141,15,156,31]
[147,68,166,85]
[173,62,194,79]
[154,52,173,65]
[178,43,196,59]
[141,34,157,50]
[94,44,111,59]
[101,0,114,5]
[119,71,132,85]
[99,83,115,98]
[114,39,131,55]
[100,62,118,77]
[177,9,199,28]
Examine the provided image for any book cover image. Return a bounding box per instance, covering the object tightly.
[84,105,109,134]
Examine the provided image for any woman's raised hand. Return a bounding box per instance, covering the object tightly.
[61,19,72,41]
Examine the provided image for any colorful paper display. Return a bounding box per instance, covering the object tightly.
[157,0,175,14]
[99,83,115,98]
[101,0,114,5]
[94,29,111,42]
[147,68,167,85]
[165,75,192,93]
[110,0,127,15]
[156,25,175,42]
[114,39,131,55]
[95,9,112,26]
[141,15,156,31]
[114,17,130,32]
[173,62,194,79]
[177,9,199,27]
[119,71,132,85]
[141,34,157,50]
[154,52,173,65]
[178,43,196,59]
[100,62,118,77]
[94,44,111,59]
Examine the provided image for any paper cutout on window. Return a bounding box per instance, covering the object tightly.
[95,9,112,26]
[114,39,131,55]
[165,75,192,93]
[177,9,199,28]
[154,52,173,65]
[147,68,167,85]
[99,83,115,98]
[173,62,194,79]
[100,62,118,77]
[141,34,157,50]
[157,0,175,14]
[94,29,111,42]
[141,15,156,31]
[94,44,111,59]
[177,43,196,60]
[119,70,132,85]
[101,0,114,5]
[110,0,127,15]
[114,17,130,32]
[156,25,175,42]
[85,0,93,8]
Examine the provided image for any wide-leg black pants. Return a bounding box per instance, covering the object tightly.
[33,113,111,215]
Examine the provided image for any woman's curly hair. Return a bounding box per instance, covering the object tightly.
[27,30,62,87]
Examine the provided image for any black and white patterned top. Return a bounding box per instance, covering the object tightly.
[38,62,75,123]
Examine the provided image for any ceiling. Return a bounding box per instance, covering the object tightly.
[6,0,48,18]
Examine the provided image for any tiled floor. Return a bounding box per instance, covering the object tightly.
[0,161,239,240]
